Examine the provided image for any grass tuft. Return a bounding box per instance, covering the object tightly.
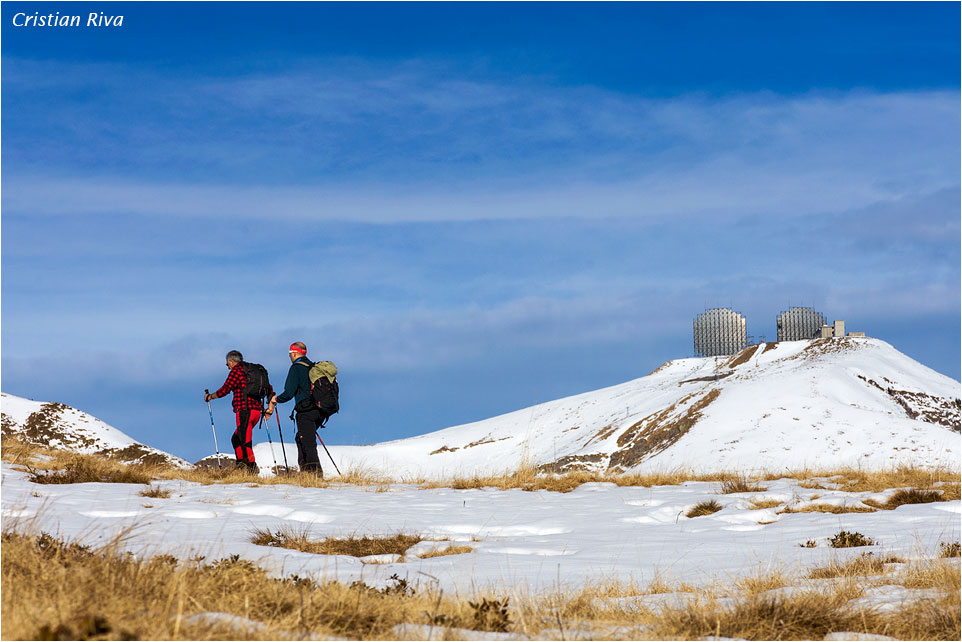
[807,552,902,579]
[720,475,766,494]
[468,597,511,632]
[645,584,958,641]
[872,488,945,510]
[251,525,422,558]
[26,455,154,485]
[685,500,722,518]
[138,484,171,498]
[778,503,876,515]
[939,541,961,559]
[417,545,473,559]
[897,558,962,590]
[827,530,876,548]
[748,498,782,510]
[736,570,788,596]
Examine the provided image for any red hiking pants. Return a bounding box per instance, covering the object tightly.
[231,408,261,464]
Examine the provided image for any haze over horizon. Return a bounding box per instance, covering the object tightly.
[2,3,959,461]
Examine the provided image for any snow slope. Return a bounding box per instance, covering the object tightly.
[0,393,189,468]
[288,337,960,478]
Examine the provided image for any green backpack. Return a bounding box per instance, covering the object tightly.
[307,361,339,419]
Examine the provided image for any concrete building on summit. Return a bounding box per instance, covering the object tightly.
[776,306,827,342]
[693,308,747,357]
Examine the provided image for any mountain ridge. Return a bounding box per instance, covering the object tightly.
[1,392,190,468]
[2,337,958,477]
[322,337,960,476]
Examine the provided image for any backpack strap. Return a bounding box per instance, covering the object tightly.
[293,358,315,404]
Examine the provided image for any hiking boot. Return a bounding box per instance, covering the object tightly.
[245,462,260,475]
[301,464,323,479]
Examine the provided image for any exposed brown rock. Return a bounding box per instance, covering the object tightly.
[463,436,510,449]
[100,444,173,467]
[646,360,674,376]
[582,423,619,448]
[537,453,607,474]
[608,389,721,470]
[18,403,97,450]
[726,344,761,369]
[857,375,960,431]
[680,372,732,385]
[429,445,459,455]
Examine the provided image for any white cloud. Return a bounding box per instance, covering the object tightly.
[3,57,958,224]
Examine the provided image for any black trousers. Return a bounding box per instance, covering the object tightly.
[294,408,323,472]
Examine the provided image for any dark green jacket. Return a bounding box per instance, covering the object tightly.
[275,357,313,406]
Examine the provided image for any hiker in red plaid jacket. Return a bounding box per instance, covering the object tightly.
[204,350,273,473]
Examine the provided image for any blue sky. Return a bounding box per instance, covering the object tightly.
[2,2,959,462]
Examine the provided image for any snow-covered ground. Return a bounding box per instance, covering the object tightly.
[268,337,961,478]
[3,462,958,595]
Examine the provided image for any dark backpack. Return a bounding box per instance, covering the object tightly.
[241,362,271,402]
[308,361,339,420]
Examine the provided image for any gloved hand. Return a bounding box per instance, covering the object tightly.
[204,392,215,402]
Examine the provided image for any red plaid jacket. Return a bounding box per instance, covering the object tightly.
[215,364,273,413]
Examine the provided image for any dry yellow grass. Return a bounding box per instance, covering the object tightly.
[1,437,395,490]
[139,484,172,499]
[22,451,155,485]
[4,525,960,641]
[646,583,959,641]
[5,436,959,501]
[896,558,962,591]
[864,487,950,510]
[685,500,722,518]
[736,570,789,596]
[783,465,961,495]
[530,563,960,640]
[417,545,474,559]
[807,552,903,579]
[778,503,877,515]
[250,526,422,558]
[419,467,772,494]
[1,529,520,640]
[748,498,782,510]
[939,541,961,559]
[720,475,767,494]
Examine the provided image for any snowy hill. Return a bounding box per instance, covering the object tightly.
[311,337,960,477]
[1,393,190,468]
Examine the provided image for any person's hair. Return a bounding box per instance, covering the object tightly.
[291,342,307,353]
[226,350,243,364]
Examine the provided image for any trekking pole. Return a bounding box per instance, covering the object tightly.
[275,411,291,472]
[204,389,222,469]
[259,409,279,475]
[315,431,341,476]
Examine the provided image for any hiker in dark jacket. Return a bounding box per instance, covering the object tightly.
[268,342,323,475]
[204,350,273,473]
